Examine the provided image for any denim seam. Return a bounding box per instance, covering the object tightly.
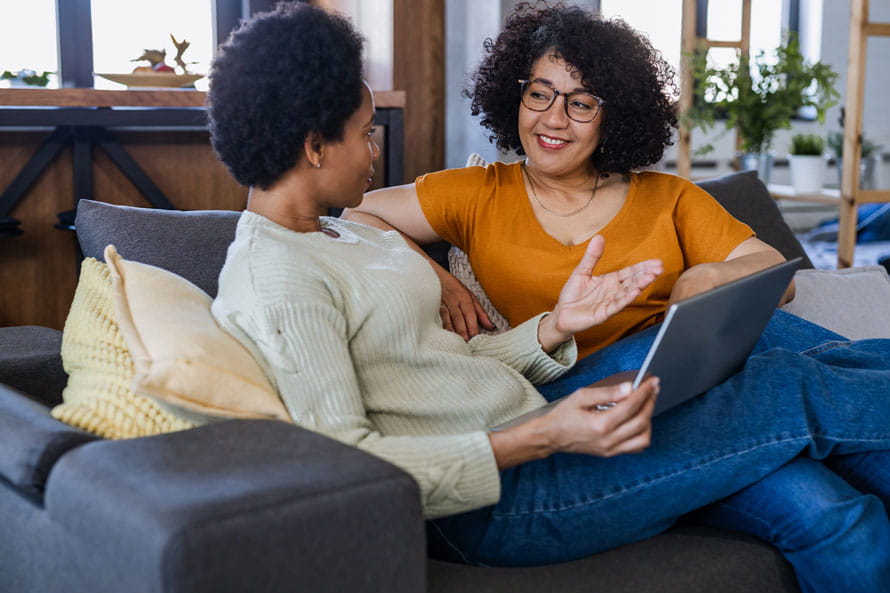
[799,340,851,357]
[492,434,811,518]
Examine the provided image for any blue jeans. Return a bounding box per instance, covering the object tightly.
[428,311,890,592]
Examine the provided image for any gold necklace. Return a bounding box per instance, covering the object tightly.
[523,164,600,217]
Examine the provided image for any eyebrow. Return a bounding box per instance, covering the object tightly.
[532,77,589,93]
[365,113,376,128]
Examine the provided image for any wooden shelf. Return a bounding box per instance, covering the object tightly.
[767,184,841,206]
[0,88,406,109]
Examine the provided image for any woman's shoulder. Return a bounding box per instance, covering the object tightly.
[417,160,522,193]
[630,170,713,203]
[632,170,698,190]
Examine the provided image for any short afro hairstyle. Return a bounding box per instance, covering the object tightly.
[467,2,678,175]
[208,2,364,189]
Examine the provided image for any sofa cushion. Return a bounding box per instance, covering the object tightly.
[780,265,890,339]
[428,524,797,593]
[0,326,66,407]
[51,257,195,439]
[75,199,240,298]
[0,383,98,499]
[104,245,289,424]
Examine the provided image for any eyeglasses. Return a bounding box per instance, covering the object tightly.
[518,79,605,123]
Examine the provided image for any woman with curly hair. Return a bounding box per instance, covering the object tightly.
[209,4,890,591]
[347,2,782,354]
[342,3,890,590]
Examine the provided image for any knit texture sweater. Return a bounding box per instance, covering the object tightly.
[212,212,576,518]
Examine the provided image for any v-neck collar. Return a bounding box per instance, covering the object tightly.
[513,163,637,251]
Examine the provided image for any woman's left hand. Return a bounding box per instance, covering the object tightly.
[539,236,662,350]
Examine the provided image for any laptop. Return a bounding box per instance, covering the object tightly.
[493,257,803,430]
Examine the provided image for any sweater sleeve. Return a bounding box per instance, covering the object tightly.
[468,313,577,385]
[245,298,501,519]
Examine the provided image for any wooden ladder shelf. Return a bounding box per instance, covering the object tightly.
[676,0,751,178]
[837,0,890,268]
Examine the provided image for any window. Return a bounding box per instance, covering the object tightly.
[0,1,265,90]
[91,0,214,90]
[600,0,816,80]
[599,0,683,75]
[0,0,60,87]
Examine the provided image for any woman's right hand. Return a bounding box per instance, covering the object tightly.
[544,377,659,457]
[488,377,659,470]
[436,267,496,340]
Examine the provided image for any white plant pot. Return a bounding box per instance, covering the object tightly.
[788,155,824,194]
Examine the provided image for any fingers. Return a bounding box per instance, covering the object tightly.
[473,298,497,330]
[573,235,605,277]
[441,298,489,340]
[569,377,659,456]
[615,259,663,288]
[439,306,455,333]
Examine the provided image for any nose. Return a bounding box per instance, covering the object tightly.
[371,137,381,160]
[541,95,570,128]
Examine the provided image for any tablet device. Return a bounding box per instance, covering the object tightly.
[492,257,802,430]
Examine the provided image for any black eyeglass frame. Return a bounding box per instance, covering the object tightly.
[517,79,605,123]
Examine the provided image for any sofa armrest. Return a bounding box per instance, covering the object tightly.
[45,419,426,593]
[0,326,66,407]
[781,266,890,339]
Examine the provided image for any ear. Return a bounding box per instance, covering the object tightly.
[303,131,325,169]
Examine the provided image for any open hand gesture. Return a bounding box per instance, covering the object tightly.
[538,236,662,350]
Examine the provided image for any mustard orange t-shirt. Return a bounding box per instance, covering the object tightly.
[416,161,754,358]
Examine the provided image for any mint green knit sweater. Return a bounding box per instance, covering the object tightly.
[212,212,576,518]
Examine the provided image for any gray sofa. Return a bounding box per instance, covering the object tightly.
[3,170,890,593]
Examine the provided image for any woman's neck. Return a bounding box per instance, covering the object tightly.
[246,172,325,233]
[523,160,600,196]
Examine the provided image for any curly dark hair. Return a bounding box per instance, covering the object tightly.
[208,3,365,189]
[467,2,678,175]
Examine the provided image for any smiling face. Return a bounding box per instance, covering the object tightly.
[519,53,604,178]
[320,83,381,208]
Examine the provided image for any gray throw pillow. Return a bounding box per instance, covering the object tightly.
[75,200,240,298]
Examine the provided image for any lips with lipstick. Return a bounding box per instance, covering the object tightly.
[537,134,569,149]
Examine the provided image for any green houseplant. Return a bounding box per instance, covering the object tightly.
[686,35,839,182]
[788,133,826,194]
[827,107,883,189]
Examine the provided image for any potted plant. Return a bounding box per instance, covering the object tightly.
[686,35,839,183]
[788,133,825,194]
[1,69,51,87]
[826,107,883,189]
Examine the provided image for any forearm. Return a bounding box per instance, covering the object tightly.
[488,415,554,469]
[718,251,795,304]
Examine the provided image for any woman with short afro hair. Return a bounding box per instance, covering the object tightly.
[208,3,365,190]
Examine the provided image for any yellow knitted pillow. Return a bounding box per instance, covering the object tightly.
[51,257,195,439]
